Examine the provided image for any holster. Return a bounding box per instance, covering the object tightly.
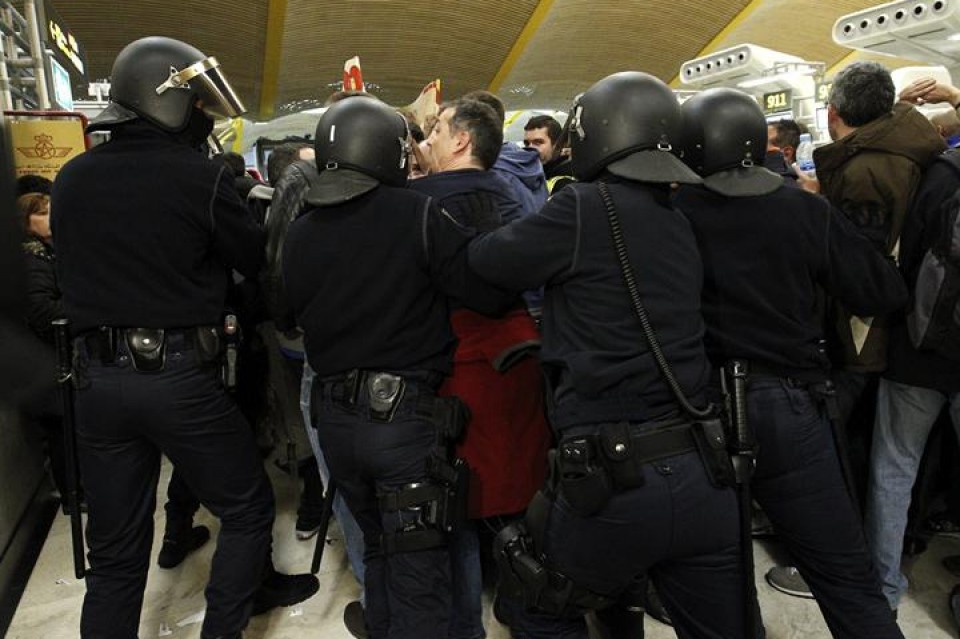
[422,395,471,443]
[691,416,736,488]
[494,490,614,616]
[426,454,470,534]
[124,328,166,373]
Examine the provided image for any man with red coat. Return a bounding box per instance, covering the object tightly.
[412,96,552,639]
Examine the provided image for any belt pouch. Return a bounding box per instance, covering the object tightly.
[193,326,222,364]
[691,417,735,488]
[125,328,166,373]
[557,437,612,517]
[598,421,645,490]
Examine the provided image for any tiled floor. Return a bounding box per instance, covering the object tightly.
[7,457,960,638]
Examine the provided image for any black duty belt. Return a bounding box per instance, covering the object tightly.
[563,421,697,468]
[78,326,210,365]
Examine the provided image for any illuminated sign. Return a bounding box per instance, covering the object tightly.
[762,89,792,115]
[49,57,73,110]
[817,81,833,104]
[42,1,85,78]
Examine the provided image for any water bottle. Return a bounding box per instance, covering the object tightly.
[795,133,816,178]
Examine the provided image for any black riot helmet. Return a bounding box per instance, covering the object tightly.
[679,88,782,197]
[87,36,245,134]
[307,96,411,206]
[568,71,700,184]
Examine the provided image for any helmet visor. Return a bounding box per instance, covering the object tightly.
[155,56,246,119]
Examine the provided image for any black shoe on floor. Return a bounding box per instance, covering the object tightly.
[250,571,320,616]
[343,600,368,639]
[157,525,211,569]
[644,579,672,626]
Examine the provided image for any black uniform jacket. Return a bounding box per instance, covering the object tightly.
[885,154,960,392]
[674,184,908,378]
[51,121,264,334]
[469,176,710,428]
[282,184,514,378]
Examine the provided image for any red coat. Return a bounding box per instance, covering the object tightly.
[440,307,552,518]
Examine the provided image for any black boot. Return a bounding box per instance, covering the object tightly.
[157,524,211,569]
[250,568,320,616]
[343,600,368,639]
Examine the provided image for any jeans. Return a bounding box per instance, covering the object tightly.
[865,378,960,608]
[449,522,484,639]
[742,378,902,639]
[299,362,366,593]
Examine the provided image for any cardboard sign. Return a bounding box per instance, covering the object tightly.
[9,119,86,180]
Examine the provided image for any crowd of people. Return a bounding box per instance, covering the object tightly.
[9,31,960,639]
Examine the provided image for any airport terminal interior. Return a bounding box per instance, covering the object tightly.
[6,0,960,637]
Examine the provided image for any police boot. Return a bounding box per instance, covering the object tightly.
[157,523,211,569]
[591,579,647,639]
[250,567,320,616]
[342,599,368,638]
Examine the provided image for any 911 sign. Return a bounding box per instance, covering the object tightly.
[763,89,792,114]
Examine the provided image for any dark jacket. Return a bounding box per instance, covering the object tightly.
[814,102,946,372]
[470,177,711,429]
[283,185,514,377]
[885,152,960,392]
[762,151,799,187]
[674,183,908,379]
[52,121,265,334]
[21,237,63,344]
[493,143,547,218]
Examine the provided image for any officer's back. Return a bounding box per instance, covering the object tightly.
[53,121,263,334]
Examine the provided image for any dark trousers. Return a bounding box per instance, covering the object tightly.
[532,423,748,639]
[164,468,201,533]
[313,378,451,639]
[746,378,902,639]
[74,338,275,639]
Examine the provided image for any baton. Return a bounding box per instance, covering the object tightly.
[53,318,86,579]
[724,359,758,638]
[310,480,337,574]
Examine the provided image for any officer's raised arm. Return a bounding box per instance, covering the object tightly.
[468,186,579,292]
[421,202,517,316]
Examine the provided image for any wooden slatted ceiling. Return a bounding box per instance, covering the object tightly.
[43,0,269,117]
[697,0,927,77]
[272,0,540,114]
[495,0,754,110]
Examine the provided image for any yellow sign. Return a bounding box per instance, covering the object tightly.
[763,90,792,114]
[817,81,833,104]
[9,119,86,180]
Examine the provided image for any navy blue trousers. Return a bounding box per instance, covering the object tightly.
[502,420,748,639]
[74,336,275,639]
[745,377,902,639]
[312,377,452,639]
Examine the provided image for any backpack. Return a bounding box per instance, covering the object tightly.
[907,151,960,360]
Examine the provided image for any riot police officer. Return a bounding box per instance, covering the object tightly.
[468,72,748,639]
[281,97,514,639]
[673,87,907,639]
[51,36,313,639]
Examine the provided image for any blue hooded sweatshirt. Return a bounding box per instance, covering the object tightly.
[493,143,547,217]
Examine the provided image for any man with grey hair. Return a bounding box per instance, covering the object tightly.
[767,61,946,603]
